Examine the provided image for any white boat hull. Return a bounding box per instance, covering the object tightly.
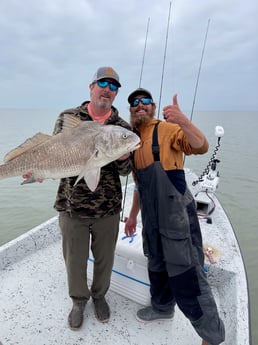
[0,171,251,345]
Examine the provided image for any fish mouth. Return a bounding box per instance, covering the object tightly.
[128,142,141,152]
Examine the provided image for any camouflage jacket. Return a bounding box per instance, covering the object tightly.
[53,101,133,218]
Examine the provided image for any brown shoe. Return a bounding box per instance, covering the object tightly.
[68,301,86,330]
[93,297,110,323]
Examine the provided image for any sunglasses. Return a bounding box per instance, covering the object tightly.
[96,80,119,92]
[130,97,153,107]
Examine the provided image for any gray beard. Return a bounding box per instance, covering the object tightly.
[97,98,111,110]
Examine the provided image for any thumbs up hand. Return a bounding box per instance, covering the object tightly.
[162,94,186,125]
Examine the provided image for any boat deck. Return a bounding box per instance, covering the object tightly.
[0,218,202,345]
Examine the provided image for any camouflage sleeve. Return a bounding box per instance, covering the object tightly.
[113,155,133,176]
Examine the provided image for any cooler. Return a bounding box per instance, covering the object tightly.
[88,221,150,306]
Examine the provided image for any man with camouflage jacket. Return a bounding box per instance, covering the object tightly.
[53,67,133,330]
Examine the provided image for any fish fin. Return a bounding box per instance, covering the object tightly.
[74,167,101,192]
[74,149,100,188]
[62,114,82,129]
[4,133,52,162]
[84,168,101,192]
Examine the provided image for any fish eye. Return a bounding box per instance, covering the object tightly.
[122,133,128,139]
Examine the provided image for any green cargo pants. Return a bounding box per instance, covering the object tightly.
[59,212,120,302]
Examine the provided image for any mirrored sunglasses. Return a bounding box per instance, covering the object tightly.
[96,80,119,92]
[130,97,153,107]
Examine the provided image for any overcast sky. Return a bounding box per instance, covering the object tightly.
[0,0,257,114]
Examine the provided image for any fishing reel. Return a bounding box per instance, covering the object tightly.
[193,126,224,193]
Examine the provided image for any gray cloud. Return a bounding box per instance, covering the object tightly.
[0,0,257,112]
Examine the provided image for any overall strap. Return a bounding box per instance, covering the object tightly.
[152,121,160,161]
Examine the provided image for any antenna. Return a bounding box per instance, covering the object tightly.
[190,19,210,122]
[157,1,172,118]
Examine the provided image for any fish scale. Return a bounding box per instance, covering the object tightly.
[0,121,140,191]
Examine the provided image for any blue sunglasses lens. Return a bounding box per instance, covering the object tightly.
[130,97,153,107]
[109,83,119,92]
[97,80,119,91]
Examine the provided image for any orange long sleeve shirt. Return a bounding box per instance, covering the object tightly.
[134,119,209,171]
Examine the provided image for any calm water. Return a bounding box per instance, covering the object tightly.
[0,109,257,343]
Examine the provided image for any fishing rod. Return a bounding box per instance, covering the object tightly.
[121,1,173,220]
[183,18,210,164]
[188,19,225,200]
[190,18,210,122]
[121,3,173,220]
[157,1,172,119]
[120,17,151,222]
[139,17,150,87]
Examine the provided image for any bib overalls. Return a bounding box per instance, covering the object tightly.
[135,122,225,345]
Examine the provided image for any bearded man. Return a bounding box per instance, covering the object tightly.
[124,88,225,345]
